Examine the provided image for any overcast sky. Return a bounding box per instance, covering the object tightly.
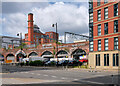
[1,1,89,43]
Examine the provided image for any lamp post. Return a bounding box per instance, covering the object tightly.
[17,32,22,50]
[17,32,22,63]
[52,23,58,67]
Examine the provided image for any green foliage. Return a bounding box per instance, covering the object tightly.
[57,42,62,45]
[50,61,56,66]
[29,60,44,66]
[80,65,88,69]
[15,43,27,49]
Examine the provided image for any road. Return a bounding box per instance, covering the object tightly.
[0,65,120,86]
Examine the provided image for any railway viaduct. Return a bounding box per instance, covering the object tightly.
[0,41,89,63]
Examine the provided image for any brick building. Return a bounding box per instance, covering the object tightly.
[24,13,58,45]
[88,0,120,69]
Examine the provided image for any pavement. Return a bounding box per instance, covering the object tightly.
[0,65,120,86]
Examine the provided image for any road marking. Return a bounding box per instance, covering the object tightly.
[61,77,66,79]
[44,75,48,76]
[80,80,104,84]
[51,76,57,78]
[37,74,41,75]
[31,73,34,74]
[24,72,29,73]
[74,79,79,81]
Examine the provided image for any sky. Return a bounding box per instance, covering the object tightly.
[0,0,89,43]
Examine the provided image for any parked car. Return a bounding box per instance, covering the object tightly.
[68,60,82,66]
[45,60,57,66]
[79,59,88,63]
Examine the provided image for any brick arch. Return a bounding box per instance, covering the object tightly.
[4,52,15,58]
[70,48,87,56]
[5,53,15,61]
[41,50,53,56]
[56,49,69,55]
[15,50,27,57]
[28,51,39,57]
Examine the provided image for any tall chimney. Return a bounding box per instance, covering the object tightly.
[28,13,34,45]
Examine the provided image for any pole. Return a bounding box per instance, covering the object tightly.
[56,23,58,67]
[64,32,66,43]
[20,33,22,50]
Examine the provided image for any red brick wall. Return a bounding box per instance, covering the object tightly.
[28,13,34,45]
[93,10,97,23]
[118,35,120,50]
[108,5,114,18]
[93,0,97,8]
[101,23,104,35]
[108,21,114,34]
[94,40,98,51]
[101,8,104,21]
[108,38,114,50]
[93,25,98,36]
[119,2,120,16]
[101,39,104,51]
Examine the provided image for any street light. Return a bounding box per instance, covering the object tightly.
[52,23,58,67]
[17,32,22,50]
[17,32,23,63]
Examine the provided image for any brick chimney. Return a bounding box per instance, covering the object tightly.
[28,13,34,45]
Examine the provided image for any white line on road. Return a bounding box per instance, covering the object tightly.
[24,72,29,73]
[80,80,104,84]
[51,76,57,78]
[61,77,66,79]
[31,73,35,74]
[37,74,41,75]
[44,75,48,76]
[74,79,79,81]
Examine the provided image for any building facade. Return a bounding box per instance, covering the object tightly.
[24,13,58,45]
[89,0,120,69]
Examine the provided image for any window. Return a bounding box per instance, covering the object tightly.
[90,41,93,51]
[98,40,101,51]
[104,0,108,4]
[104,54,109,66]
[98,10,101,21]
[114,20,118,33]
[97,0,101,6]
[98,24,101,36]
[89,0,93,9]
[114,4,118,16]
[114,37,118,50]
[89,13,93,23]
[104,23,108,35]
[113,53,119,66]
[96,54,100,66]
[89,27,93,38]
[105,38,108,50]
[104,7,108,19]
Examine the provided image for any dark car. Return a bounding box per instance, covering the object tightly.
[68,60,82,66]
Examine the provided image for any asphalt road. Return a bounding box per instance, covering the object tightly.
[0,65,120,86]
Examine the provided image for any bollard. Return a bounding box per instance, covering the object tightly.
[111,75,114,85]
[90,66,92,72]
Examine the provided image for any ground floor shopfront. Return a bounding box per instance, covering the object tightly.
[88,50,120,69]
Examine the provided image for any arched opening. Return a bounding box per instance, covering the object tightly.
[71,49,86,60]
[28,52,38,57]
[57,50,68,58]
[6,54,15,63]
[16,51,27,62]
[41,51,53,61]
[0,54,4,63]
